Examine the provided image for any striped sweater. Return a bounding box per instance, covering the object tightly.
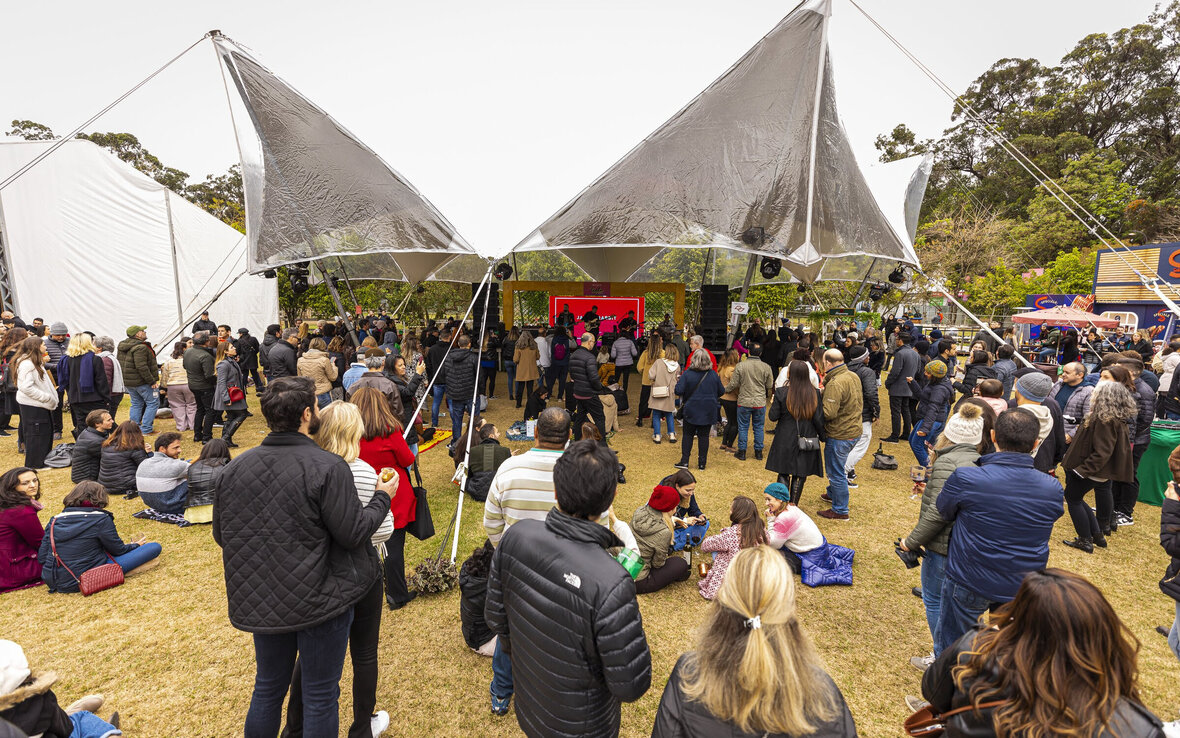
[483,447,562,546]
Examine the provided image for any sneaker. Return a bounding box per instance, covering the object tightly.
[653,435,661,444]
[846,479,859,489]
[905,695,931,712]
[910,653,935,672]
[1116,512,1134,526]
[847,469,857,481]
[881,436,901,443]
[65,694,104,715]
[490,692,510,716]
[912,586,923,598]
[673,460,689,469]
[817,509,849,520]
[370,710,390,736]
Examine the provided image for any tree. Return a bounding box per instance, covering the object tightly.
[874,124,931,163]
[186,165,245,233]
[7,120,55,140]
[75,131,189,191]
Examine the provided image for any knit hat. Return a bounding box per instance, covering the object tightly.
[764,482,791,502]
[924,360,947,379]
[125,325,146,337]
[49,322,68,336]
[0,640,30,695]
[847,345,868,363]
[648,485,680,513]
[1016,372,1053,403]
[942,403,985,446]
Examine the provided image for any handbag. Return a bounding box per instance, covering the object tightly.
[675,371,709,421]
[871,441,899,470]
[228,385,246,404]
[49,518,124,596]
[405,461,436,541]
[651,385,669,399]
[904,699,1008,736]
[797,436,821,452]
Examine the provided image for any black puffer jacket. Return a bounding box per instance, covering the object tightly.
[922,626,1164,737]
[567,346,605,398]
[390,371,425,446]
[212,432,390,634]
[97,447,148,493]
[953,363,996,399]
[69,427,108,483]
[444,349,479,407]
[186,460,224,508]
[459,563,493,651]
[851,360,879,421]
[486,508,651,738]
[266,340,297,380]
[1161,497,1180,602]
[652,654,857,737]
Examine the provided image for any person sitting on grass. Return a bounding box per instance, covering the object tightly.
[97,421,148,499]
[184,439,230,525]
[70,409,113,484]
[37,481,161,593]
[459,540,497,657]
[652,546,857,737]
[697,496,766,601]
[135,432,190,516]
[522,384,548,422]
[583,422,639,553]
[762,481,823,575]
[0,468,44,593]
[660,469,705,525]
[463,423,510,503]
[0,640,123,737]
[631,484,692,594]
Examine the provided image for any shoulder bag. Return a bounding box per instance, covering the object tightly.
[905,699,1008,737]
[405,461,435,541]
[675,371,709,421]
[49,517,124,596]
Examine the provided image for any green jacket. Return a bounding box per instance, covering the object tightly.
[631,504,674,581]
[724,356,774,408]
[117,337,158,387]
[821,364,863,441]
[903,443,979,556]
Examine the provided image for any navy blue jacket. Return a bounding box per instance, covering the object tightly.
[674,369,723,427]
[916,377,953,428]
[936,453,1063,602]
[37,508,140,593]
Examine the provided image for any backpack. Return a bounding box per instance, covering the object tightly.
[553,340,567,361]
[44,443,75,468]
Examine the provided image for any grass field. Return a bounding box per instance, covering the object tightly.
[4,384,1180,737]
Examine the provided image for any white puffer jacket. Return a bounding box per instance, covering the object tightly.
[16,360,58,410]
[1159,352,1180,394]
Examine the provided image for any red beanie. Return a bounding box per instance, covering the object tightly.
[648,485,680,513]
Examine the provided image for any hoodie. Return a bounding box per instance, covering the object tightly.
[1019,403,1053,451]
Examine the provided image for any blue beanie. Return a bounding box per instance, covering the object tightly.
[764,482,791,502]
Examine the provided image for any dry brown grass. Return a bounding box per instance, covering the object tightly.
[3,386,1179,736]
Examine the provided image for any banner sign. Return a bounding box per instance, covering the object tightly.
[550,296,643,336]
[582,282,610,297]
[730,301,749,315]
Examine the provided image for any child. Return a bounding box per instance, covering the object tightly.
[458,541,497,656]
[976,378,1009,417]
[763,481,823,574]
[698,496,766,600]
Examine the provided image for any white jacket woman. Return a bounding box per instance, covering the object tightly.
[16,358,58,411]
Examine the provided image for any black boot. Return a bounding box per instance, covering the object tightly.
[222,415,245,448]
[1062,537,1094,554]
[617,463,626,485]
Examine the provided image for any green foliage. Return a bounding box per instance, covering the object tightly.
[7,120,55,140]
[76,131,190,191]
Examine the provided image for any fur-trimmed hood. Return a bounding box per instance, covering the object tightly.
[0,670,57,711]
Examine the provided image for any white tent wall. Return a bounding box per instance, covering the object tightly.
[0,139,277,342]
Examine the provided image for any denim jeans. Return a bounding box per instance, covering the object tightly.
[1036,348,1056,361]
[139,481,189,516]
[431,384,446,427]
[490,635,513,702]
[909,419,944,468]
[920,551,947,654]
[824,437,856,514]
[1169,600,1180,663]
[126,383,159,434]
[245,608,353,738]
[316,392,332,409]
[735,406,766,452]
[504,361,516,399]
[651,409,674,437]
[1168,411,1180,422]
[112,541,162,572]
[450,399,472,440]
[935,577,993,655]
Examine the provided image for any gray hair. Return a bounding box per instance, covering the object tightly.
[94,335,115,353]
[690,334,704,348]
[580,332,595,345]
[281,327,299,341]
[364,355,386,370]
[689,348,713,372]
[193,330,211,346]
[1088,380,1138,427]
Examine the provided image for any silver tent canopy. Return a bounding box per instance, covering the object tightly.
[213,35,482,284]
[510,0,925,285]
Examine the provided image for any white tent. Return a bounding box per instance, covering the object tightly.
[0,139,278,343]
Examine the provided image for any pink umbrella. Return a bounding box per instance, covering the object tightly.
[1011,305,1119,329]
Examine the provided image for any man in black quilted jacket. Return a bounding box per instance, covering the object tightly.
[212,376,395,738]
[486,439,651,737]
[567,332,608,443]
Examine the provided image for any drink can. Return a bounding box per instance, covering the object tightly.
[615,548,643,580]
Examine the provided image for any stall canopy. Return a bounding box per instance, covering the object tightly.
[212,34,484,284]
[1012,306,1119,329]
[0,139,277,344]
[510,0,924,284]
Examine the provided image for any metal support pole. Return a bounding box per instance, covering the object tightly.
[848,258,878,309]
[318,263,360,348]
[729,253,758,346]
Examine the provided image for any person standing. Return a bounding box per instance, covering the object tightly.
[236,328,264,393]
[817,349,863,521]
[933,409,1064,654]
[444,335,480,443]
[93,335,125,420]
[674,349,724,471]
[266,328,299,382]
[568,332,609,443]
[610,330,639,395]
[635,331,662,427]
[724,343,774,462]
[13,336,58,469]
[482,407,571,716]
[512,331,540,409]
[992,344,1018,399]
[500,326,519,402]
[842,345,878,489]
[909,360,954,469]
[298,338,339,409]
[765,360,825,504]
[192,310,216,335]
[43,323,69,438]
[1047,362,1092,441]
[547,326,571,401]
[259,324,280,382]
[716,349,740,453]
[214,340,249,447]
[160,341,197,433]
[1161,454,1180,669]
[485,439,651,735]
[117,325,159,436]
[184,332,218,445]
[424,330,452,428]
[57,333,110,440]
[648,344,680,445]
[1112,356,1155,527]
[212,376,395,738]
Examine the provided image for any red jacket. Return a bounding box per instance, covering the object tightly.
[0,504,44,592]
[359,432,417,529]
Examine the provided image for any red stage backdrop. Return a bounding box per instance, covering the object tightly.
[549,296,644,336]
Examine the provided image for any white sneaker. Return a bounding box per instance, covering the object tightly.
[1163,719,1180,738]
[905,695,930,712]
[909,652,935,672]
[371,710,390,737]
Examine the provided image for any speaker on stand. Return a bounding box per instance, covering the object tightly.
[698,284,729,354]
[471,282,500,339]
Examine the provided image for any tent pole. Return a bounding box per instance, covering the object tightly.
[920,271,1032,368]
[334,257,362,309]
[848,258,878,309]
[801,2,832,253]
[163,192,186,332]
[730,253,758,346]
[318,263,360,348]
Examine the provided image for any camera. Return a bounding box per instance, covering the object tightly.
[894,538,922,569]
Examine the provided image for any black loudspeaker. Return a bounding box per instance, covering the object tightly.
[471,282,500,336]
[698,285,729,353]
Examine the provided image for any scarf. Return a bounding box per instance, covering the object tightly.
[78,352,96,394]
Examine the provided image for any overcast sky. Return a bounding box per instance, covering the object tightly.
[0,0,1162,258]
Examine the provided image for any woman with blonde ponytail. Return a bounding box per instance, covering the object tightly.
[652,546,856,737]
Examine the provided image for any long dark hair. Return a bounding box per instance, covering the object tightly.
[11,336,47,380]
[171,341,187,360]
[0,327,29,356]
[953,569,1142,738]
[784,361,817,421]
[0,467,37,509]
[196,439,232,467]
[103,420,145,451]
[729,496,767,549]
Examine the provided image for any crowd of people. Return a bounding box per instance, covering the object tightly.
[3,304,1180,737]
